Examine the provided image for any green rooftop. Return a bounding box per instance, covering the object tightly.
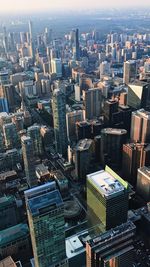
[0,196,16,210]
[0,223,29,247]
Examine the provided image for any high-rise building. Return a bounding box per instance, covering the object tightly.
[130,109,150,143]
[127,81,150,109]
[103,99,118,126]
[76,121,91,140]
[87,166,129,232]
[52,89,68,157]
[75,139,94,182]
[3,123,19,149]
[83,88,102,120]
[100,61,111,79]
[27,125,43,157]
[86,221,136,267]
[66,110,83,142]
[51,58,62,78]
[0,84,15,112]
[123,60,137,84]
[137,166,150,202]
[21,135,37,188]
[25,183,68,267]
[100,128,127,169]
[71,29,80,60]
[122,143,150,186]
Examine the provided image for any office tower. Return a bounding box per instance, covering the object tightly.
[100,128,127,169]
[51,58,62,78]
[28,21,33,41]
[75,139,94,182]
[122,143,150,186]
[130,109,150,143]
[76,121,91,140]
[103,99,118,125]
[79,77,93,91]
[71,29,80,60]
[118,105,132,134]
[74,84,81,101]
[21,135,37,188]
[87,166,129,232]
[86,221,136,267]
[0,84,15,111]
[91,120,104,137]
[137,166,150,202]
[94,135,101,163]
[128,81,150,109]
[0,196,18,230]
[3,123,19,149]
[28,20,34,58]
[66,110,83,142]
[52,89,68,157]
[100,61,111,79]
[25,183,68,267]
[27,125,43,157]
[83,88,102,120]
[20,32,27,43]
[0,130,4,152]
[0,224,30,262]
[123,60,137,84]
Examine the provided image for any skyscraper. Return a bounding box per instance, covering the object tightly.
[71,29,80,60]
[52,89,68,157]
[3,123,19,149]
[75,138,94,182]
[122,143,150,186]
[66,110,83,142]
[137,166,150,202]
[83,88,102,120]
[87,166,129,233]
[123,60,137,84]
[21,135,37,188]
[51,58,62,78]
[86,221,136,267]
[130,109,150,143]
[25,183,68,267]
[27,125,43,157]
[100,128,127,169]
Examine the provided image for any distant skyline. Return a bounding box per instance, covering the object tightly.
[1,0,150,14]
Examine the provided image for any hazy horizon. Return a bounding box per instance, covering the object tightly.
[1,0,150,14]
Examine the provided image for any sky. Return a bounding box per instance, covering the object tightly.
[1,0,150,13]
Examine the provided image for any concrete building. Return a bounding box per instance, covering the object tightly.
[122,143,150,186]
[27,125,43,157]
[86,221,136,267]
[0,196,18,231]
[3,123,19,149]
[83,88,102,120]
[51,58,62,78]
[21,136,37,188]
[66,110,83,142]
[137,166,150,202]
[100,128,127,169]
[123,60,137,84]
[75,139,94,182]
[130,109,150,143]
[52,89,68,157]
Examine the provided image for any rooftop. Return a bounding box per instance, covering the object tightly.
[0,257,17,267]
[138,166,150,180]
[66,235,84,258]
[87,170,125,197]
[133,109,150,119]
[0,224,29,247]
[76,139,93,151]
[0,195,16,209]
[28,189,63,216]
[101,128,127,135]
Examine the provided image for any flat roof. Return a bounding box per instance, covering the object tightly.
[28,189,63,216]
[66,235,84,258]
[76,139,93,151]
[0,257,17,267]
[87,170,125,197]
[0,224,29,247]
[138,166,150,180]
[0,195,15,209]
[101,128,127,135]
